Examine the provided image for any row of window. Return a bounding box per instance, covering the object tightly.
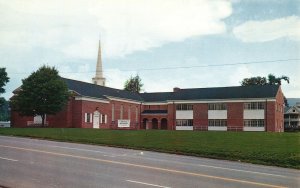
[208,119,227,127]
[176,119,193,126]
[243,119,264,127]
[175,102,266,111]
[176,104,193,110]
[84,113,107,124]
[244,102,264,110]
[208,103,227,110]
[112,104,139,121]
[175,119,265,127]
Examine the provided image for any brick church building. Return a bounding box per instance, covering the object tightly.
[11,42,285,132]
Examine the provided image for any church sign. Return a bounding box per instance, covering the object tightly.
[118,120,130,128]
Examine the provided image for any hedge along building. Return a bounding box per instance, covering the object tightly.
[11,42,285,132]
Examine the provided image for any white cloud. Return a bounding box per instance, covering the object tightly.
[233,16,300,42]
[0,0,232,58]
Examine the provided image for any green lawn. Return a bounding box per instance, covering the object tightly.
[0,128,299,169]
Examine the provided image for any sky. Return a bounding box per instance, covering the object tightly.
[0,0,299,100]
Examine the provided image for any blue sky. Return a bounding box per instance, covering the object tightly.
[0,0,299,100]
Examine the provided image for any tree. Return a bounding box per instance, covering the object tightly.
[0,68,9,106]
[11,66,69,126]
[124,75,143,93]
[241,74,290,106]
[267,74,289,85]
[241,76,267,86]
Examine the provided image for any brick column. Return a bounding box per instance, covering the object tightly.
[193,103,208,131]
[227,102,243,131]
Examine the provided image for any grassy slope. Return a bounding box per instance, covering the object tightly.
[0,128,299,169]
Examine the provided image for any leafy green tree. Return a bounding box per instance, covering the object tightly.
[0,68,9,106]
[11,66,69,126]
[267,74,289,85]
[241,76,267,86]
[241,74,290,106]
[124,75,143,93]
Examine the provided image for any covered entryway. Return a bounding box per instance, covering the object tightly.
[161,118,168,130]
[142,118,148,129]
[93,111,100,128]
[152,118,158,129]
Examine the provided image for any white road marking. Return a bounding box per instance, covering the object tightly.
[126,180,171,188]
[0,137,288,178]
[140,156,286,178]
[0,144,287,188]
[0,156,18,162]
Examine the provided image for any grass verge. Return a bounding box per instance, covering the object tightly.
[0,128,299,169]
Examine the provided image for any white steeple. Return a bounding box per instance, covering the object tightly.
[92,40,106,86]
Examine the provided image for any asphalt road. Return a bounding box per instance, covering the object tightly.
[0,136,298,188]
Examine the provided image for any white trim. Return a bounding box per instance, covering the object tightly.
[84,113,87,122]
[244,110,265,119]
[176,111,193,119]
[244,127,265,131]
[75,96,109,103]
[286,107,300,114]
[105,115,107,124]
[167,98,276,104]
[208,126,227,131]
[142,102,168,105]
[176,126,193,130]
[104,95,141,104]
[208,110,227,119]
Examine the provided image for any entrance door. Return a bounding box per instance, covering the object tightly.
[93,111,100,128]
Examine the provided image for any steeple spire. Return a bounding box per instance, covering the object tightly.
[92,40,106,86]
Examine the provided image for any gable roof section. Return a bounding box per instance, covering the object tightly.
[169,85,280,101]
[62,77,280,103]
[62,78,143,102]
[140,92,173,102]
[285,106,300,114]
[140,85,280,102]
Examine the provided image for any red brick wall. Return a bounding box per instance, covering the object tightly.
[11,99,73,128]
[11,111,32,127]
[276,87,284,132]
[167,103,176,130]
[109,100,141,130]
[193,103,208,131]
[266,87,284,132]
[72,99,82,128]
[227,102,244,131]
[266,101,275,132]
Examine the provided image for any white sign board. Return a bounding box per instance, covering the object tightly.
[118,120,130,128]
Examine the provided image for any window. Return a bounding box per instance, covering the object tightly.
[244,119,264,127]
[120,105,123,119]
[244,102,264,110]
[176,104,193,110]
[208,120,227,127]
[135,106,138,122]
[84,113,92,123]
[128,106,131,119]
[112,104,115,121]
[101,114,106,124]
[176,119,193,126]
[208,103,227,110]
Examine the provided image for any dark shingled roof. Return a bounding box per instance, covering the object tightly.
[139,92,173,102]
[61,77,280,102]
[169,85,280,101]
[62,78,143,101]
[142,110,168,114]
